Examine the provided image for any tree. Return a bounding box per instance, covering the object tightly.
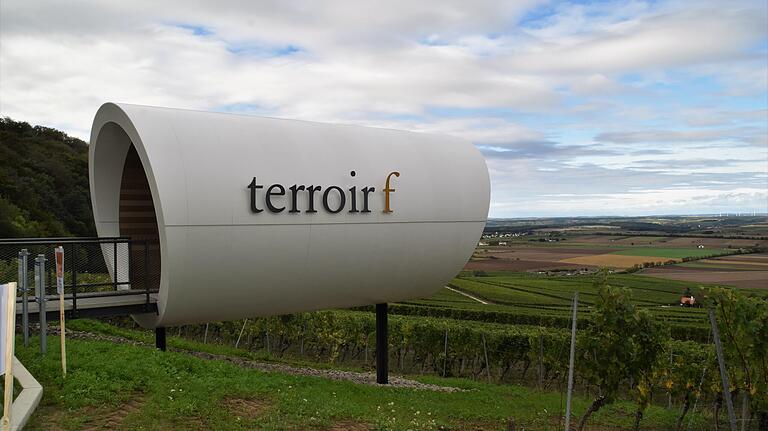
[576,270,666,431]
[706,287,768,428]
[657,341,717,430]
[0,117,95,238]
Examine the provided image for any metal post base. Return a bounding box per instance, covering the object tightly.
[376,303,388,384]
[155,327,166,351]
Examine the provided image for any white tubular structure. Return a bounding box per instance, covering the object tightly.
[89,103,490,328]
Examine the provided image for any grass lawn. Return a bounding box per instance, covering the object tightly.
[10,320,708,431]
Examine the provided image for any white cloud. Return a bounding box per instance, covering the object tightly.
[595,128,764,144]
[510,4,766,74]
[0,0,766,217]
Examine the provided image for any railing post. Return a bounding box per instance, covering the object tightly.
[127,240,133,291]
[18,249,29,347]
[156,327,166,351]
[35,254,47,355]
[144,240,150,306]
[113,240,118,291]
[376,303,388,384]
[71,242,77,317]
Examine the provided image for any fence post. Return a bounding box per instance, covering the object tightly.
[127,240,133,297]
[144,240,150,306]
[71,243,77,316]
[482,333,491,383]
[376,303,388,384]
[18,249,29,347]
[565,292,579,431]
[236,319,248,349]
[112,240,118,290]
[668,348,673,409]
[265,323,270,354]
[35,254,47,355]
[203,323,209,344]
[740,392,749,431]
[538,334,544,389]
[443,329,448,377]
[709,308,737,431]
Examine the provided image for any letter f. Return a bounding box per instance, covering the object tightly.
[383,171,400,213]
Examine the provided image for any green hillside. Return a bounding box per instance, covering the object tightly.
[10,319,702,430]
[0,117,95,237]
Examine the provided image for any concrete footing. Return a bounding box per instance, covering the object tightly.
[9,357,43,431]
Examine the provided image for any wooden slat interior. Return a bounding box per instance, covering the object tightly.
[119,145,161,291]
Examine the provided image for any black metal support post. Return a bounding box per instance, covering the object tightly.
[376,303,388,384]
[156,327,166,351]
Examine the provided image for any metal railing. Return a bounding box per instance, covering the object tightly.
[0,237,158,320]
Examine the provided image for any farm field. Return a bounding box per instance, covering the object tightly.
[560,247,730,269]
[611,247,720,258]
[466,246,612,271]
[559,253,677,268]
[640,253,768,289]
[563,235,768,249]
[468,236,738,270]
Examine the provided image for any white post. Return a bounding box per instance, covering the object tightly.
[1,282,18,431]
[236,319,248,348]
[565,292,579,431]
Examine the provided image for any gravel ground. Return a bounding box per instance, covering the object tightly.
[50,327,463,393]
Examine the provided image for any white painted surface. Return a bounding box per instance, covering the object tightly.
[10,357,43,431]
[89,103,490,327]
[0,284,7,376]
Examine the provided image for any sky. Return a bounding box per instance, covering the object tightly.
[0,0,766,218]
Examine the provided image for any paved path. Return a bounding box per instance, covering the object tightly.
[444,286,489,304]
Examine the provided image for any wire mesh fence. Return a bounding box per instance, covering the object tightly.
[0,237,158,301]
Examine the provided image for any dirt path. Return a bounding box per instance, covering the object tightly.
[81,396,143,430]
[58,328,463,393]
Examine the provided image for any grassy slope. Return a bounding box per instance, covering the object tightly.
[438,273,696,309]
[408,272,765,335]
[12,320,705,431]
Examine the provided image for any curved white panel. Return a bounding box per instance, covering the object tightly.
[89,103,490,327]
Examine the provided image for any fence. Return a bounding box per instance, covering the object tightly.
[0,237,158,319]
